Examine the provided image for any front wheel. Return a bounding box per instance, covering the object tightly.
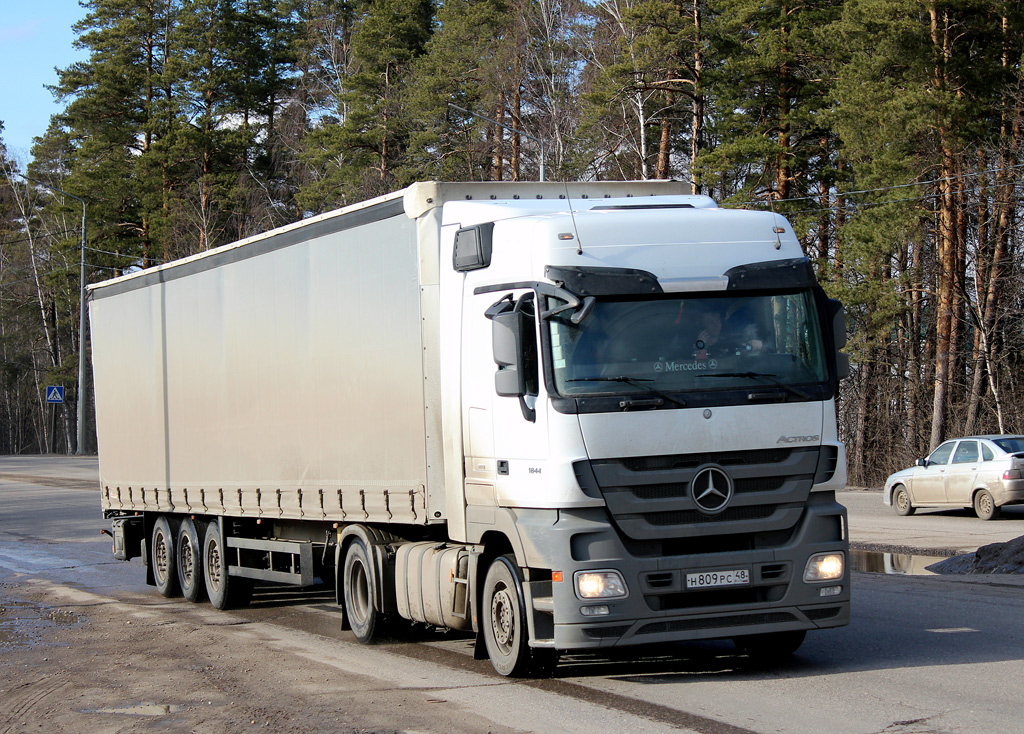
[482,555,555,677]
[892,485,915,516]
[973,489,1000,521]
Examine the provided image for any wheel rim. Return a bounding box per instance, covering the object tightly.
[206,538,222,593]
[490,582,516,654]
[895,489,909,512]
[179,535,195,588]
[979,493,993,516]
[153,531,169,584]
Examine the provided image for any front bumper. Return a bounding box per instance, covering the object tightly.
[515,492,850,650]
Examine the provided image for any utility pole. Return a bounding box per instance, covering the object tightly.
[448,103,546,182]
[18,174,89,455]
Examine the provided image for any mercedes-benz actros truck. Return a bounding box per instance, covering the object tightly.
[92,181,850,676]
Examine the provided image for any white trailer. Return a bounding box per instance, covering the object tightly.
[92,181,850,676]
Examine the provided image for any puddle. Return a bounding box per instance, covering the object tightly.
[85,703,187,716]
[0,599,81,649]
[849,549,948,575]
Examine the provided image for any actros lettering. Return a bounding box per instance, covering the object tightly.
[777,435,821,444]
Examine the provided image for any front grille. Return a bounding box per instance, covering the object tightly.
[645,505,776,526]
[620,449,792,472]
[577,448,818,540]
[805,606,843,621]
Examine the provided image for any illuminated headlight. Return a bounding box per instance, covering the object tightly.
[804,552,845,582]
[574,570,628,599]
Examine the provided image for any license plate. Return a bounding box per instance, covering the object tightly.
[686,569,750,589]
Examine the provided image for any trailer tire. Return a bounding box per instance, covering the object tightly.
[151,516,179,598]
[343,538,384,643]
[203,521,253,610]
[177,518,205,603]
[482,555,538,677]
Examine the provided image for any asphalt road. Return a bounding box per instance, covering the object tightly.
[2,457,1024,734]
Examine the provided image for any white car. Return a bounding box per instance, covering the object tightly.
[882,435,1024,520]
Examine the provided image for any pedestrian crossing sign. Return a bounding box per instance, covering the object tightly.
[46,386,65,403]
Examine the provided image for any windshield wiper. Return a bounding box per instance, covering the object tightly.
[699,372,810,400]
[567,376,688,408]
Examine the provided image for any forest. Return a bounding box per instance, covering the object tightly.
[1,0,1023,487]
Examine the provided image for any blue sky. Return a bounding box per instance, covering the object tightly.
[0,1,88,167]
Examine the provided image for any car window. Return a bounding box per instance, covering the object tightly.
[927,442,955,466]
[993,437,1024,454]
[952,441,979,464]
[982,443,994,461]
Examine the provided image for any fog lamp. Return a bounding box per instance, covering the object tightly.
[580,605,611,616]
[819,585,843,597]
[574,570,628,599]
[804,552,845,582]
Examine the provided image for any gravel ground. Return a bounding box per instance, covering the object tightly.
[0,577,518,734]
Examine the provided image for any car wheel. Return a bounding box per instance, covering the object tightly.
[973,489,1001,521]
[892,485,915,516]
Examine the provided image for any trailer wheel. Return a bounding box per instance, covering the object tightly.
[151,516,179,598]
[177,518,205,603]
[203,521,252,610]
[343,538,384,643]
[482,555,540,677]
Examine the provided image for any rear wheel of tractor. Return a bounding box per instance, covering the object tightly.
[733,630,806,660]
[177,517,206,603]
[343,538,385,643]
[482,555,555,677]
[203,521,253,610]
[892,485,915,516]
[151,516,179,598]
[973,489,1000,521]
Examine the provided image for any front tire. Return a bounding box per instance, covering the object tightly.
[482,555,552,677]
[151,516,179,598]
[973,489,1000,521]
[892,485,915,516]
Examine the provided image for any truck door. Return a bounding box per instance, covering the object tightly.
[463,287,550,509]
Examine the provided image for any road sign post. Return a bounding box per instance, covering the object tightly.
[46,386,65,454]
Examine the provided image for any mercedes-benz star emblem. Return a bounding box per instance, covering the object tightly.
[690,465,734,515]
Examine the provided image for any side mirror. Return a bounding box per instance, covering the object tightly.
[486,295,537,421]
[826,299,850,379]
[916,458,928,467]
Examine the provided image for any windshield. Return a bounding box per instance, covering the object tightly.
[548,290,829,397]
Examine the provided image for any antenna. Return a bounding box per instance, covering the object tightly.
[564,183,583,255]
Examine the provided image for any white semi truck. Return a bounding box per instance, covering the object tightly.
[91,181,850,676]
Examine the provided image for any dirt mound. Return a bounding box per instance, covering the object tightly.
[928,535,1024,574]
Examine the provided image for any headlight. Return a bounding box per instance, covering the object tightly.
[574,570,628,599]
[804,552,844,582]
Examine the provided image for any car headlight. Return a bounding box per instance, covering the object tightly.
[574,570,628,599]
[804,552,845,582]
